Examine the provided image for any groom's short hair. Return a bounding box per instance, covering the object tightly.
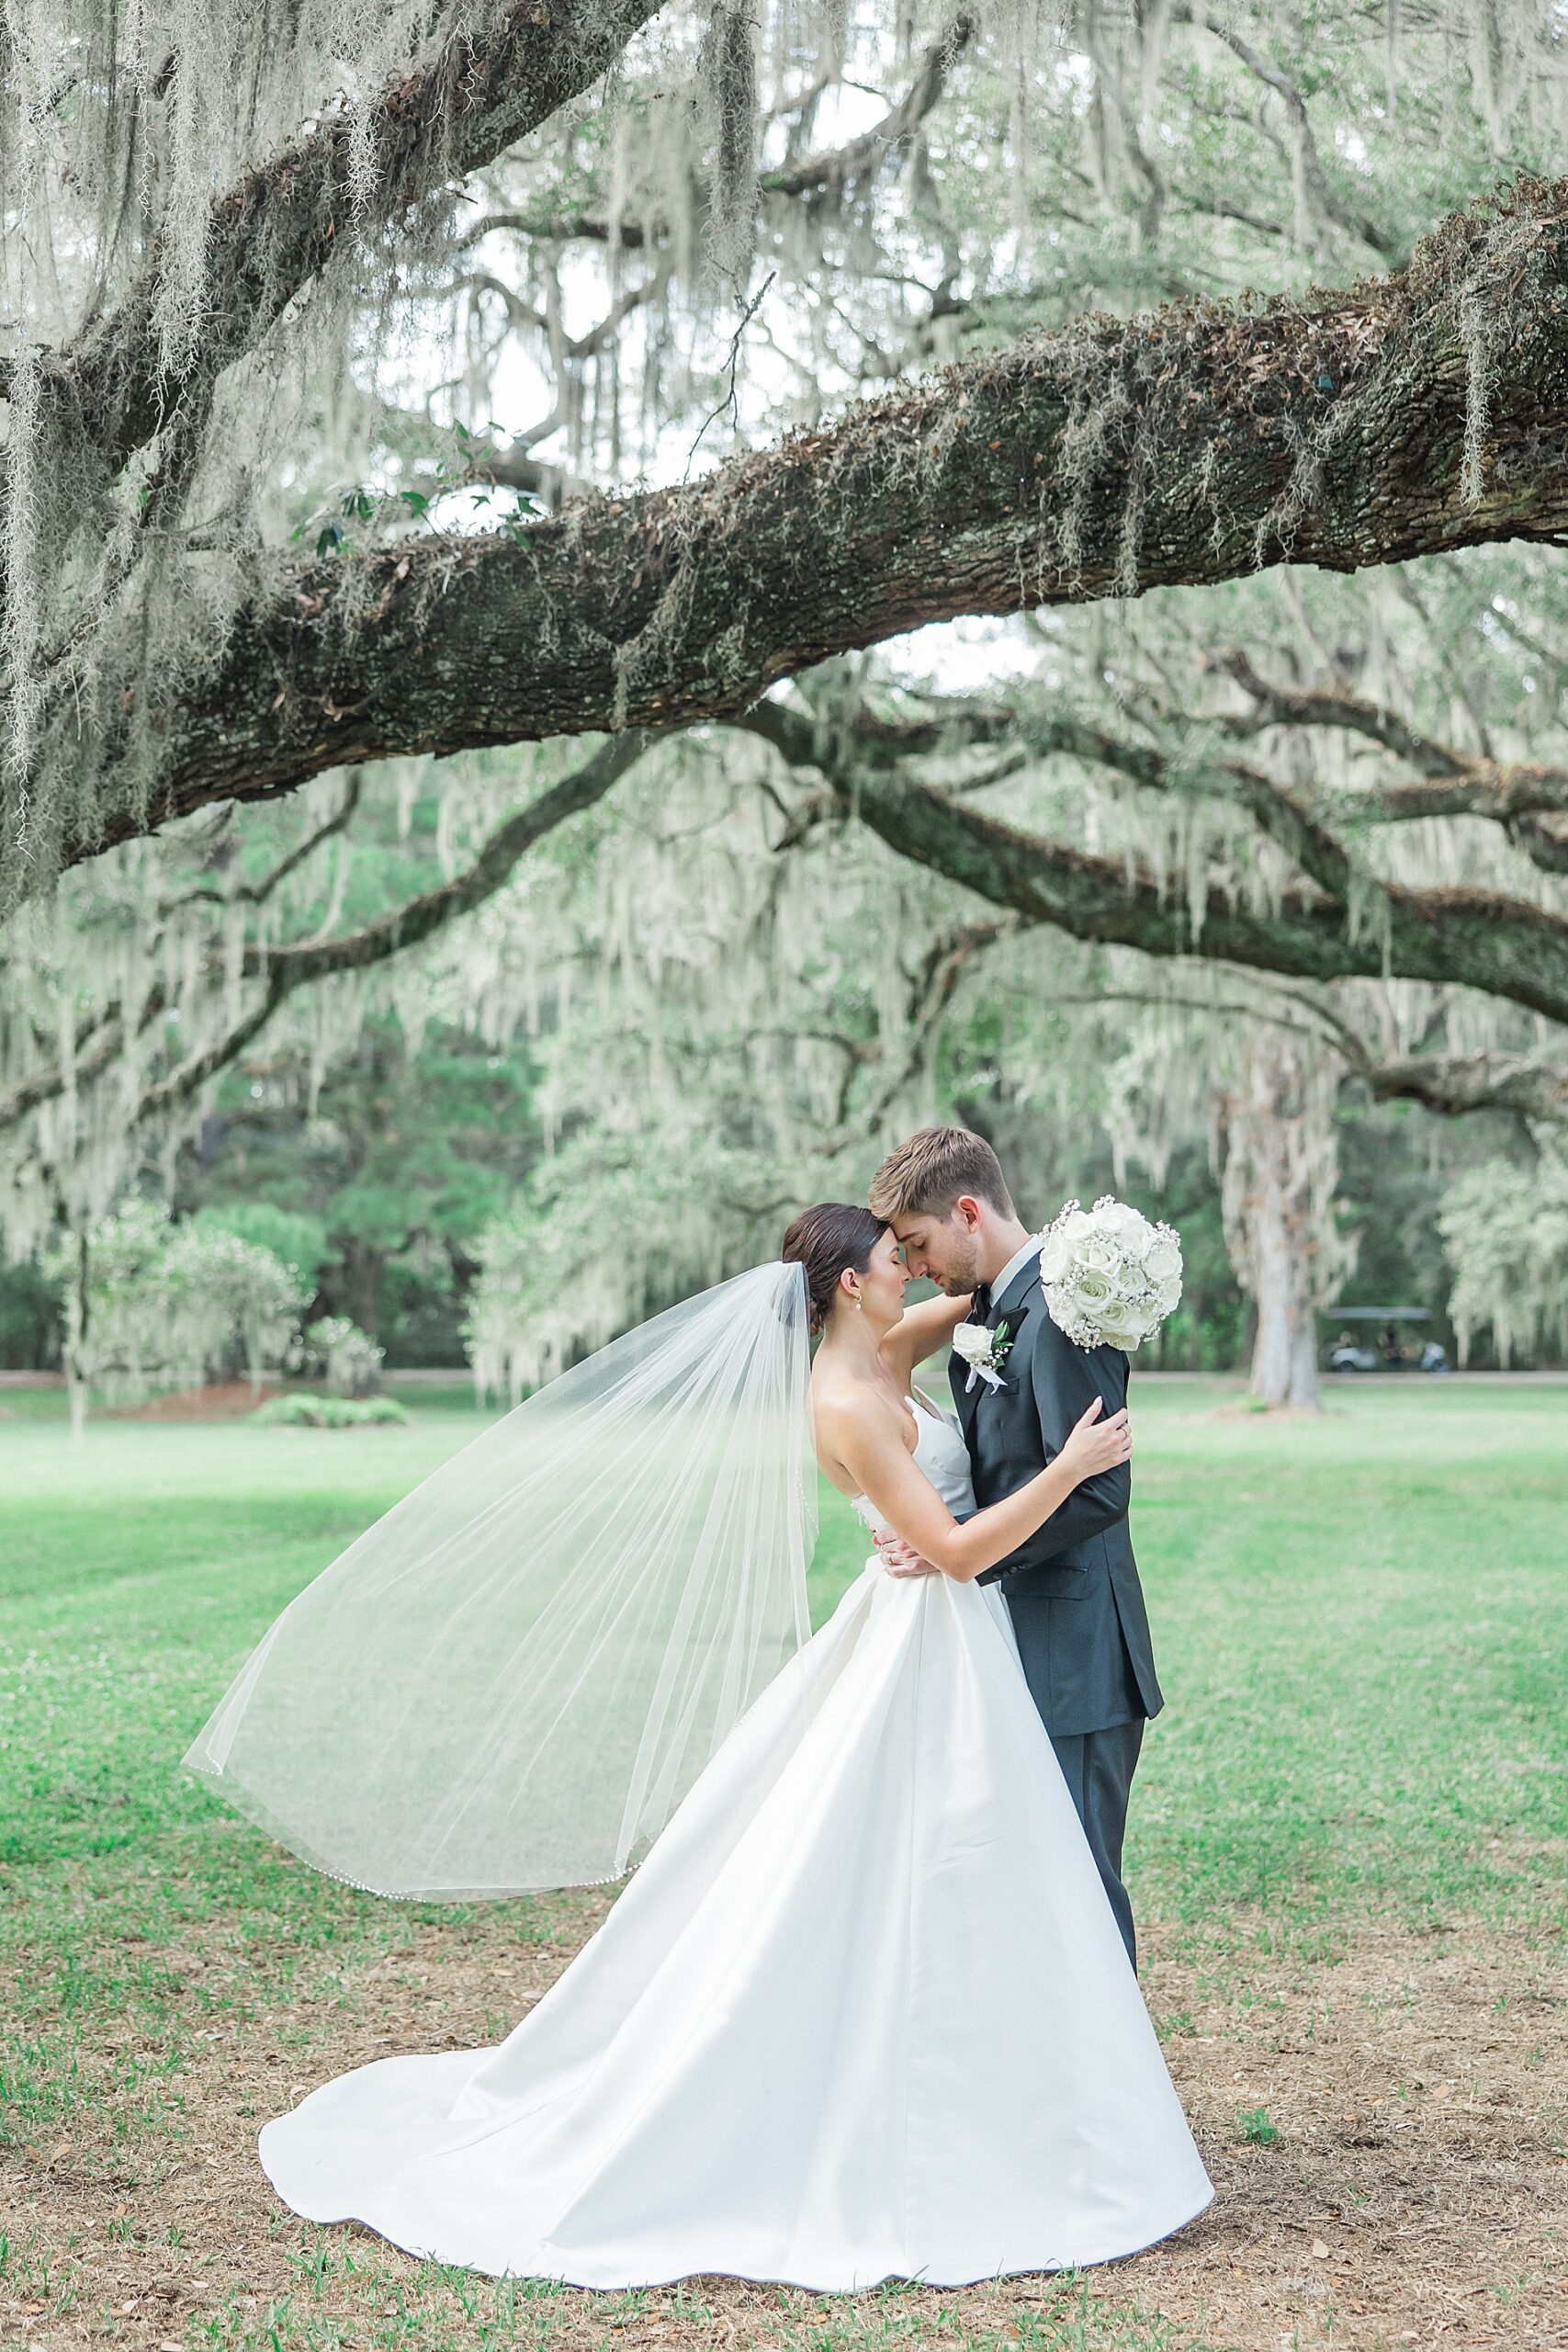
[869,1127,1015,1222]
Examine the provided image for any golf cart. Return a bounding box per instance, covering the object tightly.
[1324,1306,1448,1374]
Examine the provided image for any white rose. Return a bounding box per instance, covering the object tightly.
[1155,1271,1183,1316]
[1094,1201,1147,1245]
[1144,1231,1182,1285]
[1067,1266,1114,1311]
[1098,1312,1145,1351]
[951,1321,994,1367]
[1075,1235,1121,1278]
[1059,1207,1095,1247]
[1036,1231,1073,1283]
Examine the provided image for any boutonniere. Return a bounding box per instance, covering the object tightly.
[952,1317,1015,1394]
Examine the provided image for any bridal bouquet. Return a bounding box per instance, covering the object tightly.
[1035,1196,1183,1351]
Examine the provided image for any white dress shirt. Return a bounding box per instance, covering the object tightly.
[986,1234,1042,1310]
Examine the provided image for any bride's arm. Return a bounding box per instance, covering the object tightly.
[879,1293,971,1380]
[819,1391,1131,1584]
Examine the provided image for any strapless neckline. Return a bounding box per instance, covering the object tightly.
[851,1389,974,1532]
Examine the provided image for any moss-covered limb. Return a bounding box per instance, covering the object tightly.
[743,694,1568,1023]
[5,735,649,1139]
[1216,649,1470,775]
[46,0,666,484]
[1360,1050,1568,1125]
[253,729,651,986]
[36,175,1568,876]
[1219,647,1568,849]
[758,10,976,198]
[640,698,1568,1122]
[1196,18,1403,263]
[750,680,1357,900]
[135,731,649,1121]
[842,770,1568,1028]
[753,686,1356,908]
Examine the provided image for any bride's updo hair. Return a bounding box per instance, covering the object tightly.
[781,1204,889,1336]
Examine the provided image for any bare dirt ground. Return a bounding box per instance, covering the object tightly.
[4,1904,1566,2352]
[104,1384,284,1421]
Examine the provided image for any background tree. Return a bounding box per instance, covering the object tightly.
[6,1,1568,1394]
[1438,1154,1568,1365]
[44,1200,310,1437]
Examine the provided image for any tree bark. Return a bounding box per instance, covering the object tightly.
[44,175,1568,876]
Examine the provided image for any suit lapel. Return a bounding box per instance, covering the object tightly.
[953,1253,1040,1443]
[992,1253,1042,1329]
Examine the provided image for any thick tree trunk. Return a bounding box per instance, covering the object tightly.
[349,1248,385,1342]
[1243,1149,1322,1410]
[63,1232,90,1444]
[1220,1037,1352,1412]
[44,176,1568,876]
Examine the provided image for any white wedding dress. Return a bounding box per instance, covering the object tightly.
[259,1396,1213,2289]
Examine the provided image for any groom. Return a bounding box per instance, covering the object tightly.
[868,1126,1162,1969]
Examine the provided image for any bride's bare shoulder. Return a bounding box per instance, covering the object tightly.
[811,1370,911,1481]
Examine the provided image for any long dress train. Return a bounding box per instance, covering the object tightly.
[258,1399,1213,2289]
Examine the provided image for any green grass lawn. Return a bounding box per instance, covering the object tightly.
[1,1376,1565,2350]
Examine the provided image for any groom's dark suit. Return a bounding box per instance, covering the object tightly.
[952,1250,1161,1967]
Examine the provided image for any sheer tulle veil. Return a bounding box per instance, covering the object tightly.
[183,1261,817,1898]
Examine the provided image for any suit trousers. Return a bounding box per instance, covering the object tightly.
[1048,1718,1145,1972]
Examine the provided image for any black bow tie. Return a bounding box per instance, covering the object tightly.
[970,1281,994,1324]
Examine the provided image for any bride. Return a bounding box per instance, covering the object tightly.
[186,1203,1213,2290]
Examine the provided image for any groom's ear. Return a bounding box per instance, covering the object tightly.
[953,1193,985,1234]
